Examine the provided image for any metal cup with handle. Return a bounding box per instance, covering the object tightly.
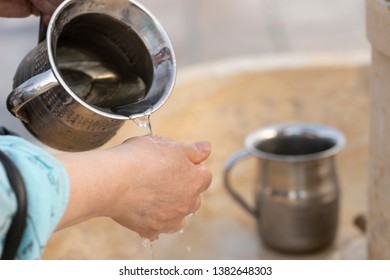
[7,0,176,151]
[223,123,345,253]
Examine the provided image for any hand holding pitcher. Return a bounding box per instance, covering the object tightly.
[7,0,176,152]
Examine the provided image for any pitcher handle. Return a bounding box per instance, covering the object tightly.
[38,13,47,44]
[223,149,257,217]
[7,70,59,122]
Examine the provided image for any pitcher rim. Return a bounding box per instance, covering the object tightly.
[46,0,176,120]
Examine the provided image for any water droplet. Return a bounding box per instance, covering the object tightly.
[132,110,153,135]
[141,237,155,259]
[141,237,150,248]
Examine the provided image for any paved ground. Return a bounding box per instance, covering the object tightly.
[0,0,369,142]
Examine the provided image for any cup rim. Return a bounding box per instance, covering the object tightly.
[47,0,176,120]
[245,123,346,162]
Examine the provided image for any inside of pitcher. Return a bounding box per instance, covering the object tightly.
[54,13,153,115]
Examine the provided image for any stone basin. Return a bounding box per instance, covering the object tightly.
[43,53,370,259]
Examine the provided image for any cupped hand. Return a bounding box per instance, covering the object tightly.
[108,136,212,240]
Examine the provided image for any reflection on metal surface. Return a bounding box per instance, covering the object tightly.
[224,123,345,253]
[7,0,176,151]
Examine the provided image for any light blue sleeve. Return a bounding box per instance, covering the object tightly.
[0,136,69,260]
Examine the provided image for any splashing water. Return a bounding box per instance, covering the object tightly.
[141,237,155,259]
[179,213,195,255]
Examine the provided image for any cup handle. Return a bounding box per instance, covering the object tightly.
[7,70,59,122]
[223,149,257,217]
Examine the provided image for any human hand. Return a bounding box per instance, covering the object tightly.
[56,136,212,241]
[108,136,212,240]
[0,0,63,24]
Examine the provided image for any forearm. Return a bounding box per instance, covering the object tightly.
[55,149,118,230]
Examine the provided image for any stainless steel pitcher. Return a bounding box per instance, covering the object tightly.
[7,0,176,151]
[223,123,345,253]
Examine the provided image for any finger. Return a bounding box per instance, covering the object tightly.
[188,196,202,214]
[31,0,62,15]
[182,141,212,164]
[42,13,51,25]
[197,165,212,193]
[31,4,40,16]
[0,1,31,18]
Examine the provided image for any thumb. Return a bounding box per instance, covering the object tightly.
[32,5,40,16]
[183,141,212,164]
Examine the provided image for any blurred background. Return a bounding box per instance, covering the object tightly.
[0,0,372,259]
[0,0,369,142]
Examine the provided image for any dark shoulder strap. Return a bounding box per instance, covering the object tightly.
[0,126,18,137]
[0,128,27,260]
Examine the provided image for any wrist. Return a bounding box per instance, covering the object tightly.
[55,150,118,229]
